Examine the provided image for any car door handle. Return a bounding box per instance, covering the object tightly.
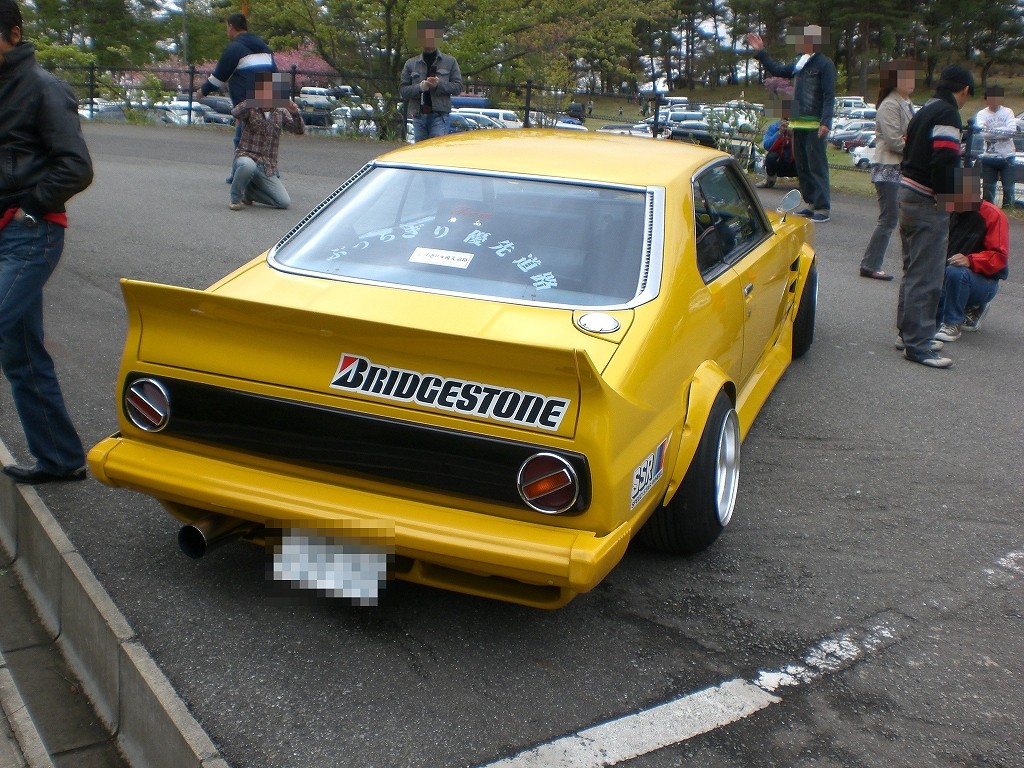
[743,283,754,297]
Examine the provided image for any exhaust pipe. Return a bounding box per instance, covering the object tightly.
[178,513,255,559]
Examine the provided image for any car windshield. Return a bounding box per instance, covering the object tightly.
[270,166,651,307]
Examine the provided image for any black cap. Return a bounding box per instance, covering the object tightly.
[938,64,975,96]
[985,84,1005,98]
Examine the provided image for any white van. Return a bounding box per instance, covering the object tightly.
[453,107,524,128]
[297,87,333,109]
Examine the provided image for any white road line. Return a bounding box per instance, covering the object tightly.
[483,679,777,768]
[483,622,894,768]
[482,551,1021,767]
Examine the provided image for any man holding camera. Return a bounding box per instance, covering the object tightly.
[400,19,463,142]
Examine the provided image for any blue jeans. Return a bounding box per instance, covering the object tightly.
[0,220,84,473]
[412,112,450,142]
[897,188,949,357]
[793,129,830,212]
[937,265,999,325]
[226,122,244,183]
[980,158,1015,208]
[230,157,291,209]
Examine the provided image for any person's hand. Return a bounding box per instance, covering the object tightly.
[746,33,764,50]
[286,99,299,113]
[817,125,829,139]
[947,253,970,268]
[421,75,440,91]
[193,89,204,103]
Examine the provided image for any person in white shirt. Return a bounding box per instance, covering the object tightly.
[975,85,1017,209]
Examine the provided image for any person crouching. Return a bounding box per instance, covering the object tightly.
[229,72,304,211]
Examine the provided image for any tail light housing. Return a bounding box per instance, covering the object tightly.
[517,453,578,514]
[124,378,170,432]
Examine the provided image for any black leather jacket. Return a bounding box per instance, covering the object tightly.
[0,42,93,218]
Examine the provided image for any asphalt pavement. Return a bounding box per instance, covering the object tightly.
[0,124,1021,767]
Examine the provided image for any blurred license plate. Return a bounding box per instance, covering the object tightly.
[271,532,389,605]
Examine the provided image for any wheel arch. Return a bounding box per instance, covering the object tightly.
[791,246,817,320]
[662,360,735,506]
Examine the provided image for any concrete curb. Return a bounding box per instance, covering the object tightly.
[0,654,53,768]
[0,441,230,768]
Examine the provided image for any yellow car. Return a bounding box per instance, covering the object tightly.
[88,131,816,609]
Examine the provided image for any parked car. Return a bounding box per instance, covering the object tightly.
[156,102,215,126]
[460,113,505,129]
[850,145,874,168]
[665,121,718,147]
[841,107,877,121]
[565,101,586,123]
[330,105,377,136]
[829,120,876,148]
[834,96,867,114]
[842,131,876,151]
[553,118,588,131]
[299,109,334,129]
[327,84,358,100]
[199,95,235,125]
[595,123,654,137]
[297,87,334,110]
[447,112,484,133]
[78,103,169,125]
[643,110,706,127]
[88,132,817,609]
[452,107,524,128]
[78,102,131,121]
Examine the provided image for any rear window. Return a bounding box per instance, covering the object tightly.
[270,167,652,307]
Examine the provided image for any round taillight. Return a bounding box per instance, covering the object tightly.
[124,378,170,432]
[517,453,578,514]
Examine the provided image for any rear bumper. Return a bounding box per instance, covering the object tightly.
[88,436,632,608]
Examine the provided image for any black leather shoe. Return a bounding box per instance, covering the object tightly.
[2,464,87,485]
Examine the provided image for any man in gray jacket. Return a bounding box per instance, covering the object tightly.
[400,20,463,142]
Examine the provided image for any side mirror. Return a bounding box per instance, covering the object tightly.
[777,188,802,215]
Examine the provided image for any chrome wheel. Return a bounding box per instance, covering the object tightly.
[715,409,741,526]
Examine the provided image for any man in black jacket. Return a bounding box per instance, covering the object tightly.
[194,13,275,182]
[895,64,975,369]
[0,0,94,483]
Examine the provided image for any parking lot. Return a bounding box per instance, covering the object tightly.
[2,124,1021,767]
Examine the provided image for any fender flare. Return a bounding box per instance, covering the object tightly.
[662,360,735,504]
[791,246,817,321]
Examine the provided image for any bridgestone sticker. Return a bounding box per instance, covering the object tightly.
[330,353,571,431]
[631,436,669,509]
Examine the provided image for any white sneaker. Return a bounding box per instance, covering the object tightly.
[904,350,953,369]
[935,323,961,342]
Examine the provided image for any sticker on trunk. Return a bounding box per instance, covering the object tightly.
[331,353,571,430]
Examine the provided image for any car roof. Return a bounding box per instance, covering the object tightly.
[377,130,726,187]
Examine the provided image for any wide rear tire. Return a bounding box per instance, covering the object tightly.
[639,391,740,555]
